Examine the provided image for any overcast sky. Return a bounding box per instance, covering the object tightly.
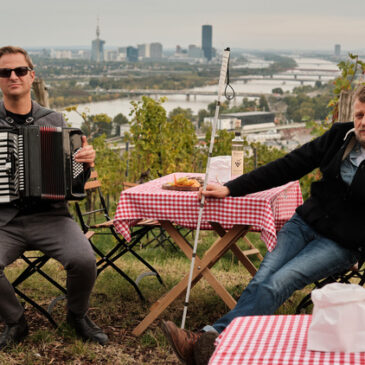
[2,0,364,52]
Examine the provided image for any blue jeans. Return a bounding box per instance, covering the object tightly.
[210,213,360,334]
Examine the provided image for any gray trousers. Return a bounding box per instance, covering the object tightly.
[0,212,96,324]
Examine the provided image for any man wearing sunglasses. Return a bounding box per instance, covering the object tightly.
[0,46,108,348]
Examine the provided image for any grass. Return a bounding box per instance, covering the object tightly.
[2,229,315,364]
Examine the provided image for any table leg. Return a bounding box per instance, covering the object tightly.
[209,222,261,277]
[229,244,258,277]
[243,236,264,261]
[132,222,249,336]
[162,222,247,307]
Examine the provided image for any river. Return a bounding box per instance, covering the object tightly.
[63,56,339,129]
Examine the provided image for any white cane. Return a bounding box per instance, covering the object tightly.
[181,48,231,329]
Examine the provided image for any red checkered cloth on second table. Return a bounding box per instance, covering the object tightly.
[209,315,365,365]
[113,173,303,251]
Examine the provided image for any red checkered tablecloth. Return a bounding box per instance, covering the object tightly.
[114,173,303,251]
[209,315,365,365]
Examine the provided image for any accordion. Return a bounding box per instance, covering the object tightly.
[0,126,87,203]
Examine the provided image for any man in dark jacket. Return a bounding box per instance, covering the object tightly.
[0,46,108,348]
[162,84,365,365]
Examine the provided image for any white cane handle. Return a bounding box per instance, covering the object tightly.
[217,50,231,103]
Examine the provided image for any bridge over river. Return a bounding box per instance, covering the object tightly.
[104,89,277,101]
[231,74,336,83]
[99,69,338,100]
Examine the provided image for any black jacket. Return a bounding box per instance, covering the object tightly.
[225,122,365,250]
[0,101,89,226]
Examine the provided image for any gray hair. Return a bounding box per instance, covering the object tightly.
[354,84,365,103]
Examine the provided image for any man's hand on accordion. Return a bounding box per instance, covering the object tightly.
[75,136,96,168]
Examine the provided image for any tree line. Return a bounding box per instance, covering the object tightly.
[78,96,286,210]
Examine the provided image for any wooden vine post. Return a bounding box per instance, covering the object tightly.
[32,77,50,108]
[338,90,354,123]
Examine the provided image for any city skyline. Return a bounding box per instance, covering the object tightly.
[1,0,365,52]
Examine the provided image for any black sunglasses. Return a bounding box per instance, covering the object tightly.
[0,66,33,78]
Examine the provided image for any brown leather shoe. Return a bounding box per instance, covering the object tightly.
[193,331,219,365]
[161,320,202,365]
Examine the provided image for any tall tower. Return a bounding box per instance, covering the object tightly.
[202,25,213,61]
[334,44,341,57]
[91,18,105,63]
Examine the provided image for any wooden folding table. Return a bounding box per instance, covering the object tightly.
[114,173,303,336]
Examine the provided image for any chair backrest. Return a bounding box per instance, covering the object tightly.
[84,170,102,190]
[75,170,109,233]
[123,181,138,190]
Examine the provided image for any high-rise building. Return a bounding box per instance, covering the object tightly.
[138,44,148,58]
[150,43,163,59]
[202,25,213,61]
[118,47,127,60]
[188,44,204,59]
[126,46,138,62]
[104,50,120,62]
[137,43,163,60]
[334,44,341,57]
[91,18,105,63]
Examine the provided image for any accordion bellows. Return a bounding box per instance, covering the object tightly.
[0,126,86,203]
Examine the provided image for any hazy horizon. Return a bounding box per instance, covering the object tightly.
[24,45,365,55]
[2,0,364,52]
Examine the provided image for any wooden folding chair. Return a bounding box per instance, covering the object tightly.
[74,171,164,302]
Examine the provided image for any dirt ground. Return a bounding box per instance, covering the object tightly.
[0,303,181,365]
